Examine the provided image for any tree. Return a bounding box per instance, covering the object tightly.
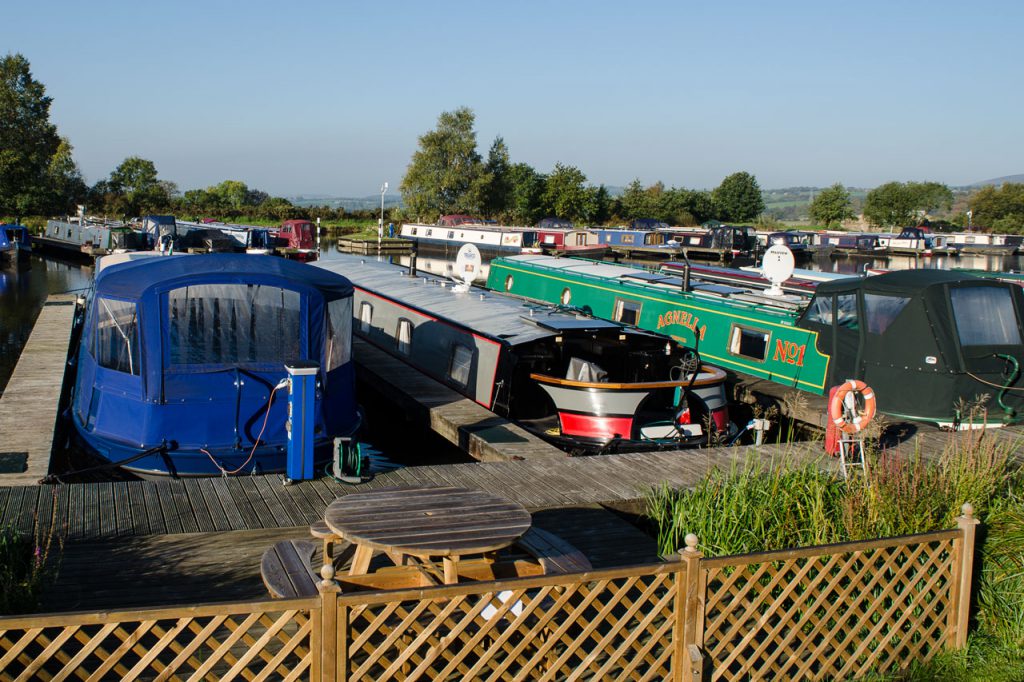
[400,107,486,221]
[107,156,169,216]
[481,137,511,219]
[0,53,66,215]
[712,172,764,222]
[505,163,545,225]
[908,181,953,214]
[542,163,592,223]
[809,183,855,227]
[620,179,654,219]
[970,183,1024,233]
[46,137,86,213]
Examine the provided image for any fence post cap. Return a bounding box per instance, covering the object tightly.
[958,502,980,526]
[684,533,699,551]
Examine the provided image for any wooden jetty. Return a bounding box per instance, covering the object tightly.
[336,237,410,254]
[353,338,567,462]
[0,294,77,486]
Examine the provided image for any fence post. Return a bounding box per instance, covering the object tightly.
[318,563,342,681]
[679,533,705,681]
[952,503,980,649]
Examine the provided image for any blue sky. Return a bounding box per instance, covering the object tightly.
[6,0,1023,196]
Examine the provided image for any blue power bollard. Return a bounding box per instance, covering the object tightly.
[285,361,319,482]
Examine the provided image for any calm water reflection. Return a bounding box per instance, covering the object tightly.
[0,256,91,395]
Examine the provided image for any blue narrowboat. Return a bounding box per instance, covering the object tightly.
[590,228,681,259]
[0,224,32,262]
[71,253,360,477]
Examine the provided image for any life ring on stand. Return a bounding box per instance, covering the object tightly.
[828,380,876,434]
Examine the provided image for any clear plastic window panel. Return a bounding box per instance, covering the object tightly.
[863,294,911,335]
[449,344,473,387]
[951,286,1023,346]
[94,297,140,375]
[804,296,834,325]
[836,294,859,330]
[168,284,301,366]
[325,297,353,371]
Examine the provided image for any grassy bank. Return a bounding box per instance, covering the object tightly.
[645,436,1024,680]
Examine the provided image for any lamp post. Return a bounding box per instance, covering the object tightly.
[379,182,388,249]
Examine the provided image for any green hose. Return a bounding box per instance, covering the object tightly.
[994,353,1020,420]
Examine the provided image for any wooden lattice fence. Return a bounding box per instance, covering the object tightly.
[0,506,978,681]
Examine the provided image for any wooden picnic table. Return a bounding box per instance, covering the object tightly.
[323,486,532,584]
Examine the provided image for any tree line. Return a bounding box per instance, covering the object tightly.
[3,53,1024,233]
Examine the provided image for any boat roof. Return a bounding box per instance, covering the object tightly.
[814,268,986,297]
[314,256,636,345]
[95,253,352,301]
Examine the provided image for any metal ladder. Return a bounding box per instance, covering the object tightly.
[837,392,869,480]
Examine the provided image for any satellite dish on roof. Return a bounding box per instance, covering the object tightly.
[452,243,481,292]
[761,244,795,296]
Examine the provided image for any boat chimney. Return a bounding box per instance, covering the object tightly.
[681,262,691,292]
[408,246,418,277]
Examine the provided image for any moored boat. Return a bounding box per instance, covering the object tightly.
[487,254,1024,428]
[399,223,542,259]
[314,255,732,453]
[0,224,32,262]
[70,253,359,477]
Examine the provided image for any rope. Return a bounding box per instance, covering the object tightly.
[203,382,284,476]
[40,443,168,484]
[965,371,1024,392]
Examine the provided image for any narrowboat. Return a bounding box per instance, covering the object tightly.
[399,223,542,259]
[947,232,1020,256]
[39,218,149,257]
[664,224,759,261]
[821,232,887,256]
[272,219,319,260]
[536,226,608,259]
[0,224,31,262]
[763,232,812,260]
[591,228,682,259]
[487,254,1024,428]
[314,255,732,453]
[70,253,360,477]
[881,227,956,256]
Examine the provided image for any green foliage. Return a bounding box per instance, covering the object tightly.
[0,524,58,615]
[505,163,546,225]
[400,107,486,221]
[712,172,765,222]
[808,183,855,227]
[481,137,511,219]
[971,183,1024,233]
[617,180,714,225]
[0,53,85,215]
[863,180,954,228]
[542,163,592,223]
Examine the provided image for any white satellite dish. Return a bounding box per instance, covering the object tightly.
[761,243,795,296]
[452,243,482,292]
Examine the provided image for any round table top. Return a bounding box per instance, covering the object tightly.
[324,486,531,558]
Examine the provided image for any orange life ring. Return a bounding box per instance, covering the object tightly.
[828,380,876,434]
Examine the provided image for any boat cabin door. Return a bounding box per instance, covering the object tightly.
[800,290,863,386]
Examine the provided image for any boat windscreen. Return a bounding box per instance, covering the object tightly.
[168,284,302,368]
[950,286,1023,346]
[325,297,352,371]
[94,297,140,375]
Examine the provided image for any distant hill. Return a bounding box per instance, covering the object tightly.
[289,195,403,211]
[969,175,1024,187]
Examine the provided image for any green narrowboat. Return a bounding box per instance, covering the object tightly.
[487,255,1024,428]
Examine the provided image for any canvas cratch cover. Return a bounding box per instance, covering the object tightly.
[799,269,1024,426]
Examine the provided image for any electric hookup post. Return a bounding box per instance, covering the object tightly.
[285,361,319,483]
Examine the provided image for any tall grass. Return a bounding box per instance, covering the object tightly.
[644,434,1024,680]
[0,525,58,614]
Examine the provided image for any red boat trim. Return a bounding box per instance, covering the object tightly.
[558,412,634,440]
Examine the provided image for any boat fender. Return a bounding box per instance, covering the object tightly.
[828,380,876,434]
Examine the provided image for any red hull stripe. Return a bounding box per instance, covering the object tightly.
[559,412,633,439]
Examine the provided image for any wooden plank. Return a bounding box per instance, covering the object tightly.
[140,480,167,535]
[126,480,152,536]
[96,482,118,538]
[252,474,300,528]
[210,478,247,531]
[235,476,274,528]
[154,481,183,535]
[111,480,132,537]
[191,478,228,533]
[182,478,217,533]
[167,480,200,535]
[224,478,264,530]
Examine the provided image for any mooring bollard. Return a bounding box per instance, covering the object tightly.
[285,361,319,482]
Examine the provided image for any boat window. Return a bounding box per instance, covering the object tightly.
[168,284,301,367]
[613,299,642,326]
[94,297,140,375]
[836,294,859,330]
[504,275,514,292]
[359,302,373,333]
[448,344,473,387]
[621,235,634,244]
[397,318,413,355]
[561,288,572,306]
[325,297,352,372]
[728,325,770,362]
[804,296,833,325]
[410,227,417,236]
[951,286,1023,346]
[448,231,454,239]
[864,294,911,335]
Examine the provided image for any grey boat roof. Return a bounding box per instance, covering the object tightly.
[314,255,629,345]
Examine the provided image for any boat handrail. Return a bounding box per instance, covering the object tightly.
[529,365,727,390]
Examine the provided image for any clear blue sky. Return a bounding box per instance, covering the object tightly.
[7,0,1023,196]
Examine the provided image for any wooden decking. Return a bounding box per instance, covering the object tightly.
[0,295,76,486]
[353,338,567,462]
[40,504,659,613]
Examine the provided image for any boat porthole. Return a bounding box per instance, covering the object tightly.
[561,288,572,305]
[504,275,514,291]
